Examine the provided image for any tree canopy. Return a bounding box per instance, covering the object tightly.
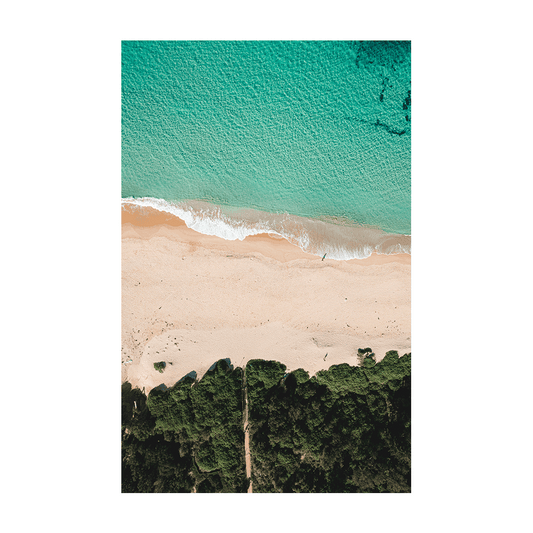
[122,352,411,493]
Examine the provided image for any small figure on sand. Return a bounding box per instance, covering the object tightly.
[324,353,328,361]
[322,253,327,261]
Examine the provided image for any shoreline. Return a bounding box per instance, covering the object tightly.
[122,197,411,261]
[122,204,411,394]
[122,203,411,266]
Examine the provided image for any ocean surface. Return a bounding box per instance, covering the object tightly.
[122,41,411,259]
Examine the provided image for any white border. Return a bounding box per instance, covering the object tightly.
[101,19,431,514]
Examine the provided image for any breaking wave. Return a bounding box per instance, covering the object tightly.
[122,197,410,260]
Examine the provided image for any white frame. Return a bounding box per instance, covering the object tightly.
[101,19,431,514]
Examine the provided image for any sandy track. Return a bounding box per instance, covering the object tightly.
[243,371,252,493]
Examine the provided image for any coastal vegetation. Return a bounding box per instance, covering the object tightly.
[153,361,166,373]
[122,359,246,492]
[247,351,411,492]
[122,351,410,493]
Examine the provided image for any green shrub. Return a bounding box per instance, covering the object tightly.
[153,361,166,373]
[363,357,376,369]
[292,368,310,385]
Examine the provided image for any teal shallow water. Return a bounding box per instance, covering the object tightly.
[122,41,410,257]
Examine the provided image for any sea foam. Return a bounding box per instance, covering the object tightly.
[122,197,411,260]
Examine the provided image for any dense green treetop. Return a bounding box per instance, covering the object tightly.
[122,352,411,493]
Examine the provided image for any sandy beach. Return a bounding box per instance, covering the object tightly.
[122,205,411,394]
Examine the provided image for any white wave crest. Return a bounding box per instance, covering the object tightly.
[123,196,276,241]
[122,197,410,260]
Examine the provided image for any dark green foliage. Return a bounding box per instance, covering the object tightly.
[246,359,286,421]
[121,432,194,492]
[153,361,166,373]
[366,351,409,385]
[122,359,246,493]
[121,382,155,441]
[363,357,376,368]
[246,353,411,493]
[291,368,310,385]
[315,363,368,396]
[357,347,376,365]
[122,353,411,493]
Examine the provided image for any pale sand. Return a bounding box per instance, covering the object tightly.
[122,206,411,394]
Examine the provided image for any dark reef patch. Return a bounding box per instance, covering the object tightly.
[351,40,411,70]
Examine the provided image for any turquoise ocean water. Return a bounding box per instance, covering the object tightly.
[122,41,411,259]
